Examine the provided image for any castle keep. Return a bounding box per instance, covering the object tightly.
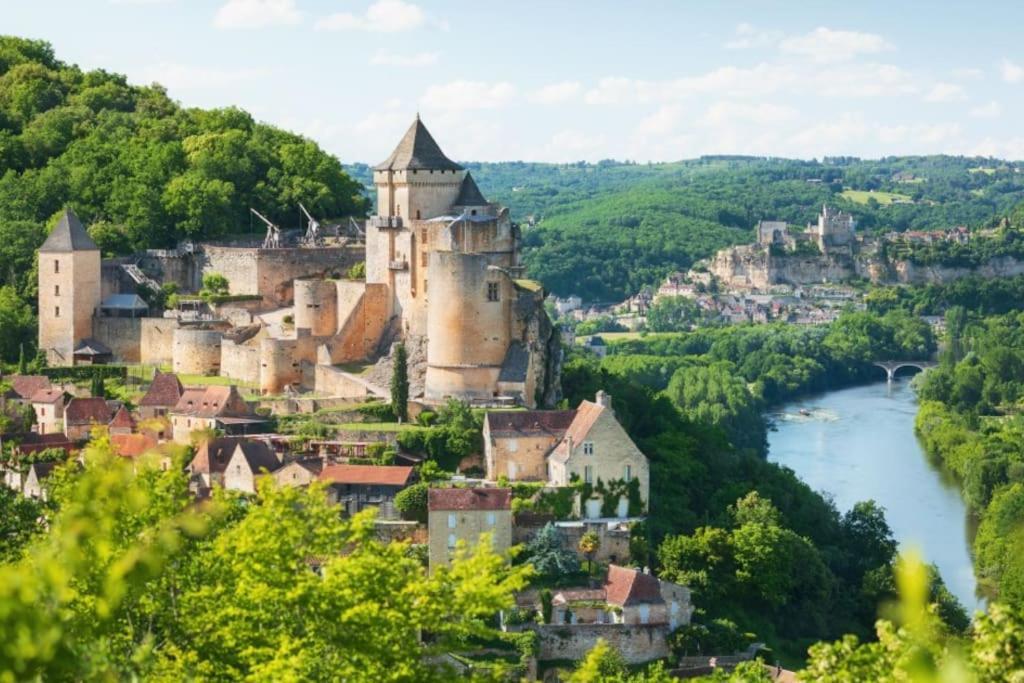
[37,118,560,408]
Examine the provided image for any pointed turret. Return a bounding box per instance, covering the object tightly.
[39,208,99,253]
[453,172,488,207]
[374,117,464,172]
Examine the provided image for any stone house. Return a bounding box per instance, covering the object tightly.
[482,410,575,481]
[223,440,281,494]
[64,397,116,442]
[548,392,650,519]
[108,405,136,435]
[427,487,512,570]
[273,459,323,489]
[319,464,414,519]
[111,433,159,462]
[545,564,693,629]
[30,388,65,435]
[186,436,254,495]
[583,336,607,358]
[138,371,184,420]
[23,461,59,499]
[169,385,265,443]
[6,375,51,406]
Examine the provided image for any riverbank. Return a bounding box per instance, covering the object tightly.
[766,380,981,612]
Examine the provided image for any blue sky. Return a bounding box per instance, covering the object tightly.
[6,0,1024,163]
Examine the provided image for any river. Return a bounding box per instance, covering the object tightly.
[767,380,981,613]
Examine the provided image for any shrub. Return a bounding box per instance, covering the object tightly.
[394,482,428,522]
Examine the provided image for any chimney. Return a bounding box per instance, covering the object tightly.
[596,390,612,410]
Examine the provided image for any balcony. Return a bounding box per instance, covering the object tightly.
[388,259,408,271]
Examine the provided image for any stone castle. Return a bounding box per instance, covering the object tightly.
[37,117,561,407]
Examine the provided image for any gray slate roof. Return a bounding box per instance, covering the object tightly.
[453,173,488,206]
[39,209,99,253]
[374,116,464,172]
[100,294,149,310]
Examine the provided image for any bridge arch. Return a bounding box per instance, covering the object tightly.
[872,360,937,382]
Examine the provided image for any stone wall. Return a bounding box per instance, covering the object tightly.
[200,245,363,306]
[221,336,261,385]
[529,624,669,664]
[172,328,224,375]
[92,316,143,363]
[512,519,633,565]
[428,508,512,571]
[140,318,179,366]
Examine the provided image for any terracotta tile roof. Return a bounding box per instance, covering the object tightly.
[485,410,576,438]
[552,588,607,604]
[109,405,136,430]
[30,388,64,404]
[551,400,605,464]
[189,436,250,475]
[9,375,51,400]
[172,386,251,418]
[319,464,413,487]
[232,441,280,474]
[428,487,512,512]
[139,371,184,407]
[111,433,158,458]
[603,565,664,607]
[11,432,73,455]
[65,397,114,426]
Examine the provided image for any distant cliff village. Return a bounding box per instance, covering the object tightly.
[36,116,561,408]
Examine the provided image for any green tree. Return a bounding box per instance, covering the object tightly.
[522,522,580,576]
[391,342,409,423]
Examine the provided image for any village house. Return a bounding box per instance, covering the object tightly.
[222,440,281,494]
[30,388,65,435]
[108,405,136,435]
[582,336,607,358]
[5,375,51,406]
[318,464,414,519]
[547,565,693,628]
[169,385,265,443]
[272,458,323,489]
[138,371,184,420]
[427,487,512,570]
[64,397,116,441]
[110,432,160,463]
[186,435,255,495]
[23,461,59,500]
[483,410,576,482]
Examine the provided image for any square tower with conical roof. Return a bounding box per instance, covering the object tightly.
[38,209,101,365]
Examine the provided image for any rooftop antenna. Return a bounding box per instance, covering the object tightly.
[250,208,282,249]
[298,203,324,247]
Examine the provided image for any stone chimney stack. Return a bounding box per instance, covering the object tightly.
[596,390,612,410]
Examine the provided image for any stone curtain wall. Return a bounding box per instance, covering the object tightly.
[530,624,669,664]
[92,317,143,363]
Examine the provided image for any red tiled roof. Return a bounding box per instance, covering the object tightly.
[30,388,64,404]
[109,405,136,430]
[319,464,413,487]
[604,565,663,607]
[172,386,251,418]
[9,375,51,400]
[189,436,250,475]
[65,397,114,426]
[139,371,184,407]
[485,410,577,437]
[111,433,158,458]
[552,588,606,604]
[428,487,512,512]
[551,400,606,464]
[11,432,73,455]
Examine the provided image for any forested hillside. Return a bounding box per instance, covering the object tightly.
[446,157,1024,300]
[0,36,367,294]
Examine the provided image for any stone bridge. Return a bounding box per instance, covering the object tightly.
[873,360,937,382]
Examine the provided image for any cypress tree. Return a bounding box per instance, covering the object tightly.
[391,343,409,423]
[91,371,105,399]
[16,345,26,375]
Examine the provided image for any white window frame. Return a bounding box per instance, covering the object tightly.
[447,513,457,529]
[583,441,594,456]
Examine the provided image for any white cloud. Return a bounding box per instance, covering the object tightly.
[137,62,271,89]
[877,122,961,146]
[924,82,966,102]
[370,50,438,67]
[779,27,891,63]
[316,0,426,33]
[699,101,798,126]
[528,81,582,104]
[951,67,984,80]
[420,81,517,111]
[970,101,1002,119]
[213,0,301,29]
[110,0,173,5]
[724,22,783,49]
[537,129,608,161]
[814,63,916,98]
[1001,59,1024,84]
[635,105,686,137]
[584,64,798,104]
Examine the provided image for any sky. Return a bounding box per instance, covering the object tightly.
[6,0,1024,164]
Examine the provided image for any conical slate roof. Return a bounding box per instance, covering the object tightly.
[374,116,464,172]
[454,172,488,206]
[39,208,99,253]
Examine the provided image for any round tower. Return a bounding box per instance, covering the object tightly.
[293,279,338,337]
[172,328,223,375]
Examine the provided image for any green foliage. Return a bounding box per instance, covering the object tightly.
[646,295,703,332]
[521,522,580,576]
[393,481,428,522]
[0,483,48,562]
[199,272,229,301]
[0,433,531,680]
[391,342,409,423]
[396,399,481,472]
[669,618,753,658]
[568,638,673,682]
[0,285,34,363]
[346,261,366,280]
[357,401,397,423]
[41,364,125,382]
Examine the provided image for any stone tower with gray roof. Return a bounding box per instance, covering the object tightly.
[38,208,101,365]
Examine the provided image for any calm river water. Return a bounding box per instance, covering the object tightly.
[767,380,981,612]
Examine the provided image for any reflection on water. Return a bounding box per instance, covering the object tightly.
[767,380,982,613]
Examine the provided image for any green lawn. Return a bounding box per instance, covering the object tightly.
[840,189,913,205]
[177,374,257,389]
[332,422,421,433]
[576,331,645,345]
